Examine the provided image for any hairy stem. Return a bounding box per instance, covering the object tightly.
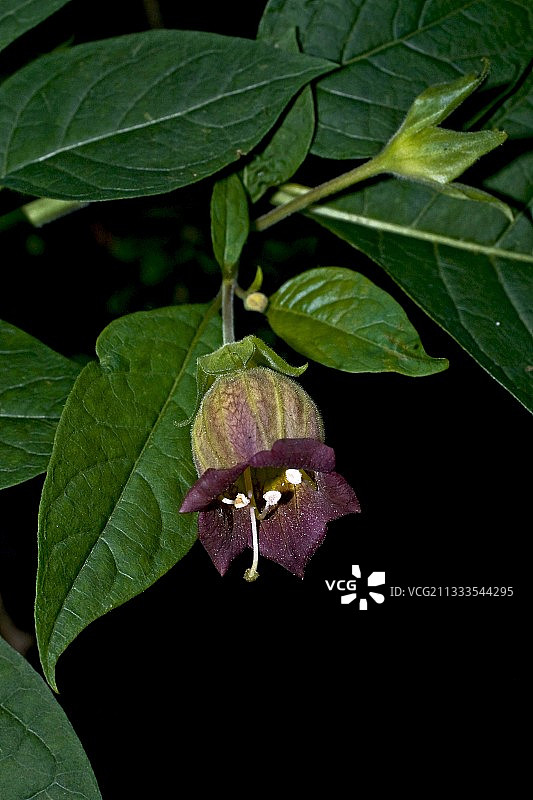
[253,155,385,232]
[221,278,235,344]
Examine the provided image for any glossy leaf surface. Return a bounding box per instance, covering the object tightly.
[244,28,315,202]
[0,30,331,200]
[268,267,448,375]
[271,182,532,410]
[260,0,533,410]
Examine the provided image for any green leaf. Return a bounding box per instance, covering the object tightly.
[259,0,533,159]
[267,267,448,375]
[243,28,316,202]
[36,303,222,690]
[260,1,532,410]
[0,320,81,490]
[0,0,72,54]
[271,182,533,410]
[0,30,332,200]
[197,334,307,398]
[483,71,533,207]
[424,181,512,222]
[210,173,249,276]
[487,69,533,141]
[0,636,101,799]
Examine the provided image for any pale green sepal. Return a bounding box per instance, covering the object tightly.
[397,62,490,135]
[376,64,507,186]
[197,334,307,398]
[381,126,507,184]
[246,265,264,294]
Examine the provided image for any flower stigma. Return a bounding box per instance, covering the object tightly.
[235,466,307,580]
[243,505,260,583]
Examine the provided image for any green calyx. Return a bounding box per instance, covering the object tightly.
[176,335,308,432]
[375,62,508,186]
[196,334,307,399]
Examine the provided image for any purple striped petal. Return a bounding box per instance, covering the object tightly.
[258,472,360,577]
[249,438,336,472]
[197,506,252,576]
[179,437,360,578]
[179,462,247,512]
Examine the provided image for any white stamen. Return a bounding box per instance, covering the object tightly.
[234,493,250,509]
[243,505,260,582]
[221,497,235,505]
[285,468,302,485]
[263,489,282,507]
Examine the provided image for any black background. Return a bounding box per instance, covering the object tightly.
[0,2,528,795]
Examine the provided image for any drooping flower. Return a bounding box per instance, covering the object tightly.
[180,367,360,580]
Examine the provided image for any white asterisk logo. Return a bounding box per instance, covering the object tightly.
[341,565,386,610]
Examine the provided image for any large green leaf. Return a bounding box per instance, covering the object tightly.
[483,72,533,208]
[36,303,222,690]
[0,30,332,200]
[0,636,101,799]
[271,182,533,410]
[259,0,533,159]
[0,0,72,54]
[267,267,448,375]
[243,28,316,202]
[0,320,81,490]
[261,0,533,411]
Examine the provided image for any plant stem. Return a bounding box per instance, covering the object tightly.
[22,198,88,227]
[143,0,164,28]
[253,155,385,232]
[221,278,235,344]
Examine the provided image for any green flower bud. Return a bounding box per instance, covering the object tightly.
[375,67,507,185]
[191,366,324,474]
[244,291,269,313]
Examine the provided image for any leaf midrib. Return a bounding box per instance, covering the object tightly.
[2,65,324,176]
[340,0,490,66]
[272,189,533,264]
[44,299,220,665]
[270,299,439,365]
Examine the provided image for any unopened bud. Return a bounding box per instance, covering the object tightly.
[244,292,269,313]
